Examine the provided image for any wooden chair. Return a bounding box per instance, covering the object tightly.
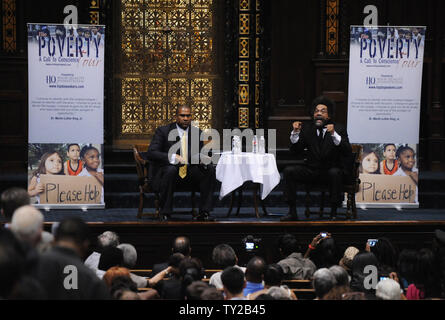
[303,144,362,220]
[133,146,198,220]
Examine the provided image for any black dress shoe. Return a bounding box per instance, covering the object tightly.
[195,211,215,222]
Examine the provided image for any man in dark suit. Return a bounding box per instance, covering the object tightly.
[146,105,216,221]
[281,96,352,221]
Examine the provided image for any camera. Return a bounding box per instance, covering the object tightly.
[379,276,389,282]
[320,232,328,238]
[368,239,378,247]
[242,235,261,253]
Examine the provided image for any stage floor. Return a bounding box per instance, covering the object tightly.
[40,206,445,223]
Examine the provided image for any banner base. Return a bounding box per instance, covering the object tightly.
[35,204,105,211]
[357,203,419,210]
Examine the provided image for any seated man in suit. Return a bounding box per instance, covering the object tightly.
[281,96,352,221]
[146,105,216,221]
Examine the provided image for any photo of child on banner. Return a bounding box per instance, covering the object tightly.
[28,143,104,205]
[356,143,418,204]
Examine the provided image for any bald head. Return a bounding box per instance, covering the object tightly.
[10,205,44,247]
[173,236,191,256]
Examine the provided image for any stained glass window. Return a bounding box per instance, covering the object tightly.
[120,0,216,137]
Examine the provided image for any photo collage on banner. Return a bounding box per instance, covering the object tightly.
[347,26,426,208]
[27,24,105,208]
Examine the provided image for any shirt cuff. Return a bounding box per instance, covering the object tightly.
[170,153,177,164]
[331,131,342,146]
[290,130,300,144]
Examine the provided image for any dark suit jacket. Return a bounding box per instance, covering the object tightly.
[290,121,352,174]
[146,122,206,191]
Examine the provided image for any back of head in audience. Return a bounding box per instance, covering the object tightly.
[311,237,338,269]
[312,268,336,299]
[329,265,350,287]
[117,243,137,268]
[1,188,30,222]
[350,251,379,294]
[212,244,238,269]
[263,264,284,287]
[201,287,224,300]
[10,205,43,247]
[173,236,191,257]
[221,266,246,297]
[103,266,132,288]
[370,237,398,272]
[98,246,124,271]
[180,258,204,293]
[54,217,90,258]
[277,233,299,256]
[97,231,120,250]
[245,256,266,283]
[266,286,292,300]
[0,228,26,299]
[376,279,402,300]
[110,275,139,300]
[186,281,209,300]
[339,246,359,274]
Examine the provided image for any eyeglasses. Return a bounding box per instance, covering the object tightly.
[314,109,328,114]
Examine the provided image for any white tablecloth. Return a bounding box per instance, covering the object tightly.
[215,152,281,200]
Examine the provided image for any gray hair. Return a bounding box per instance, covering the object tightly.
[329,265,350,287]
[98,231,120,248]
[10,205,44,246]
[117,243,137,268]
[313,268,337,299]
[376,279,401,300]
[266,286,292,300]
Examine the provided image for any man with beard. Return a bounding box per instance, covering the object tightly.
[281,96,352,221]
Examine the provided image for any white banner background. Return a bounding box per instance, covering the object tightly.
[347,26,425,208]
[27,24,105,208]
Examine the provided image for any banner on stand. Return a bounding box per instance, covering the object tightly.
[347,26,425,208]
[27,24,105,209]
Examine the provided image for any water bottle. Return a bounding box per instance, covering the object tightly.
[259,136,265,154]
[252,135,258,153]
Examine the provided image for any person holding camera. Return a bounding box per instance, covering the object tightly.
[276,233,316,280]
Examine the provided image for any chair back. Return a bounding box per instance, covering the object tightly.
[133,146,148,187]
[350,144,363,191]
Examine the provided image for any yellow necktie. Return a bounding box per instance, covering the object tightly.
[179,132,187,179]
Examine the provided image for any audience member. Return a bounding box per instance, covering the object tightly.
[368,237,398,276]
[154,253,185,299]
[201,287,224,300]
[247,263,297,300]
[277,233,316,280]
[376,278,403,300]
[243,256,266,296]
[407,248,441,299]
[97,246,124,278]
[322,265,351,299]
[266,286,294,300]
[10,205,43,248]
[107,269,159,300]
[221,266,247,300]
[84,230,120,271]
[312,268,336,300]
[186,281,210,300]
[180,257,205,299]
[305,232,339,269]
[1,187,30,226]
[397,249,417,290]
[0,228,27,299]
[209,243,245,289]
[349,251,379,300]
[339,246,359,277]
[152,236,191,277]
[34,217,110,299]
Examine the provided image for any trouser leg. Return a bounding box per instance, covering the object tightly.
[159,165,178,215]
